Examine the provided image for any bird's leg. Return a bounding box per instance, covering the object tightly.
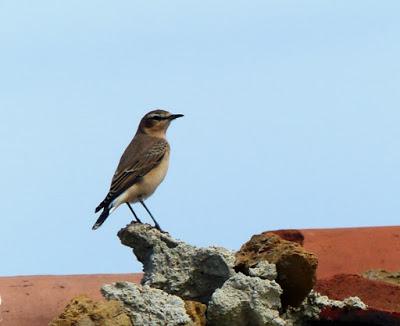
[139,199,163,231]
[126,203,142,223]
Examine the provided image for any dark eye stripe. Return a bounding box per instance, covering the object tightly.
[151,116,166,121]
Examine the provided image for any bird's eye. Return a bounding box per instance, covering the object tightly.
[151,116,164,121]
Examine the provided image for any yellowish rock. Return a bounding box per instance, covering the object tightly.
[49,295,132,326]
[184,300,207,326]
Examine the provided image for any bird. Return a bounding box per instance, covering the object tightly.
[92,109,183,231]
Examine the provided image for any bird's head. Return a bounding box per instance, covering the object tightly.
[138,109,184,137]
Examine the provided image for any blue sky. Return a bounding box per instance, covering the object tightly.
[1,1,399,276]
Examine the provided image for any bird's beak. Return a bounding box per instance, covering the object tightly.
[168,114,184,120]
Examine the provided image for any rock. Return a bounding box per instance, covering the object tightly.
[308,290,366,311]
[235,232,318,308]
[315,274,400,313]
[286,290,399,326]
[318,308,400,326]
[48,295,132,326]
[207,273,286,326]
[248,261,277,280]
[270,230,304,246]
[118,223,235,303]
[101,281,192,326]
[0,274,142,326]
[283,290,367,325]
[363,269,400,287]
[184,301,207,326]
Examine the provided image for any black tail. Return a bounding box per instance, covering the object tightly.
[95,193,115,213]
[92,207,110,230]
[95,201,106,213]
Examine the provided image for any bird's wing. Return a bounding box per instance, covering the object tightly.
[96,138,168,211]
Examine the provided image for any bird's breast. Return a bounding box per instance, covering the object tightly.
[121,149,170,204]
[140,150,170,197]
[112,147,171,207]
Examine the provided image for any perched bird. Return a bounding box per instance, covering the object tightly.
[93,109,183,230]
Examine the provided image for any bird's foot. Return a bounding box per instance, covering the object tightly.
[154,223,168,233]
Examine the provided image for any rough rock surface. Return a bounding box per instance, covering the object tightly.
[101,281,191,326]
[316,309,400,326]
[118,223,235,302]
[207,273,286,326]
[283,290,367,325]
[248,261,277,280]
[49,295,132,326]
[0,274,141,326]
[271,230,305,246]
[235,232,318,308]
[315,274,400,313]
[294,291,399,326]
[184,301,207,326]
[363,269,400,287]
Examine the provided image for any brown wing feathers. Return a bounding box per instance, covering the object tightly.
[95,136,168,213]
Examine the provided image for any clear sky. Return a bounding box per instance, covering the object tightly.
[1,1,400,276]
